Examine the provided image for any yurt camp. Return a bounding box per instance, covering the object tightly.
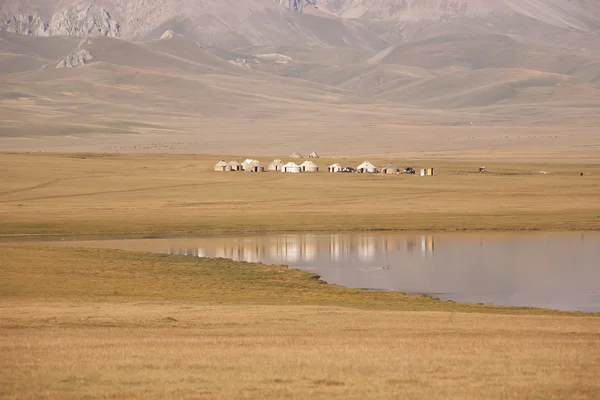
[328,163,342,172]
[214,160,228,172]
[300,160,319,172]
[268,159,284,172]
[357,161,377,173]
[282,162,301,173]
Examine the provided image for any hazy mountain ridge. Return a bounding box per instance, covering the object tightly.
[1,0,599,151]
[2,1,600,44]
[316,0,600,30]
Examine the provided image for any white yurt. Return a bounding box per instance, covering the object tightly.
[268,159,284,171]
[214,160,228,171]
[245,160,264,172]
[281,162,301,173]
[242,159,255,171]
[328,163,342,172]
[300,160,319,172]
[228,161,242,171]
[357,161,377,173]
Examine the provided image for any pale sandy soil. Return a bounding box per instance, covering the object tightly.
[1,124,598,162]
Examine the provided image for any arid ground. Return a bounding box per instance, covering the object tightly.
[1,152,600,398]
[1,246,600,400]
[1,153,599,237]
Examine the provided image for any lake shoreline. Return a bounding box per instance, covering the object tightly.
[2,225,600,241]
[4,231,599,313]
[3,245,597,316]
[0,222,600,242]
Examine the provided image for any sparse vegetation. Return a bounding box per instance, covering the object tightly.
[1,246,599,399]
[0,246,581,314]
[1,154,599,399]
[1,153,599,237]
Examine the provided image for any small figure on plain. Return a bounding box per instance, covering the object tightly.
[580,172,584,177]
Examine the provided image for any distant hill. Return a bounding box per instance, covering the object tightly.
[0,1,599,156]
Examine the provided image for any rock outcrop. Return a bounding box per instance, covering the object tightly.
[276,0,317,12]
[2,2,120,38]
[48,3,120,37]
[229,58,253,69]
[56,47,93,68]
[160,29,175,39]
[253,53,293,62]
[4,13,49,36]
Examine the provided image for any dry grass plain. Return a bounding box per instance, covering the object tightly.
[0,152,599,237]
[2,152,600,399]
[1,246,600,399]
[2,302,599,400]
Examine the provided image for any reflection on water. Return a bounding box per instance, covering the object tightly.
[20,232,600,312]
[165,234,436,263]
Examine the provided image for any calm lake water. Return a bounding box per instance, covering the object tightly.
[21,232,600,312]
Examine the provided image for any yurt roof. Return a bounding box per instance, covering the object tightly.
[289,152,303,158]
[248,160,263,167]
[269,159,284,165]
[215,160,228,167]
[243,158,254,165]
[329,163,342,168]
[357,161,376,169]
[309,152,320,158]
[283,161,300,168]
[228,160,241,166]
[300,160,318,167]
[385,163,397,169]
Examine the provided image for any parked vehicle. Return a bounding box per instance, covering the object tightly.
[404,167,415,175]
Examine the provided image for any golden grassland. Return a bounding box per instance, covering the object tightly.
[2,152,600,399]
[0,152,599,237]
[1,246,600,399]
[2,302,600,400]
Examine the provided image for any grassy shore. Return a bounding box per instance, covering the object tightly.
[1,246,599,399]
[0,246,579,314]
[1,152,599,237]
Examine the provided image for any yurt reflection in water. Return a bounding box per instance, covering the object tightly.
[330,234,351,261]
[165,234,436,264]
[167,248,205,257]
[357,236,377,261]
[212,240,264,262]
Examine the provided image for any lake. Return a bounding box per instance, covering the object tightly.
[16,232,600,312]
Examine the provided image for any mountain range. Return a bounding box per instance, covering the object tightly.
[1,0,599,157]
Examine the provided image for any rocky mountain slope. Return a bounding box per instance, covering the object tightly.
[0,1,599,155]
[2,1,599,46]
[317,0,600,29]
